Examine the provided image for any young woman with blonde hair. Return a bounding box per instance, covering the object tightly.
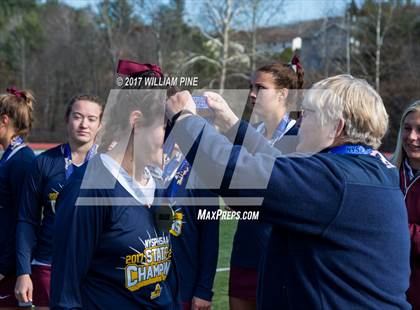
[393,100,420,309]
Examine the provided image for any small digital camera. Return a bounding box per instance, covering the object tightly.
[192,96,214,121]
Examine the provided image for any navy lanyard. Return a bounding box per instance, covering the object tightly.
[152,153,191,234]
[162,152,183,181]
[0,136,24,163]
[62,143,97,179]
[163,134,176,163]
[329,144,373,155]
[162,133,191,200]
[329,144,395,169]
[165,158,191,200]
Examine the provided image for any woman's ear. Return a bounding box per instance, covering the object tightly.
[332,117,346,139]
[278,88,289,101]
[0,114,10,127]
[129,110,143,128]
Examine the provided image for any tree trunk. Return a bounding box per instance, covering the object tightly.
[345,11,351,74]
[21,37,26,88]
[322,15,329,77]
[375,1,382,92]
[220,0,233,94]
[250,0,258,72]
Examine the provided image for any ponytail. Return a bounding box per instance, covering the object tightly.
[1,87,35,138]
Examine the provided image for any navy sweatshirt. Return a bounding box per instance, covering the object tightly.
[172,116,411,309]
[16,145,69,275]
[51,155,180,310]
[0,146,35,276]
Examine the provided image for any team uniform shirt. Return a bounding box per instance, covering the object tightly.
[153,150,219,302]
[16,144,96,275]
[231,115,297,270]
[50,154,179,310]
[0,137,35,276]
[400,159,420,308]
[172,116,411,309]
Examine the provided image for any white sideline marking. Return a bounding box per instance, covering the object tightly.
[216,267,230,272]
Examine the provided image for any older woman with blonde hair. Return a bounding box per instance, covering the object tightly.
[166,74,411,309]
[393,100,420,309]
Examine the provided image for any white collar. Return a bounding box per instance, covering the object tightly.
[404,158,419,181]
[100,154,155,205]
[256,119,296,146]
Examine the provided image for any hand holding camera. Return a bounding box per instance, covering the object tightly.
[166,90,239,132]
[203,91,239,132]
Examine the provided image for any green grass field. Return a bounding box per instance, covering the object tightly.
[212,220,237,310]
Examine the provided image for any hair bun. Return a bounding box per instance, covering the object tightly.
[291,55,303,72]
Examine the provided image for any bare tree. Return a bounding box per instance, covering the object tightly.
[97,0,136,69]
[350,0,395,92]
[134,0,163,65]
[319,1,344,77]
[219,0,233,93]
[374,0,395,92]
[245,0,285,72]
[182,0,247,93]
[345,10,351,74]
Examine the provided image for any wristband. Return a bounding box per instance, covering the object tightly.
[169,109,194,127]
[164,110,194,146]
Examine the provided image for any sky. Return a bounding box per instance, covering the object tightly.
[63,0,352,25]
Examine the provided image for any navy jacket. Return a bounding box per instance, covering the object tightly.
[152,142,219,302]
[50,155,180,310]
[172,116,411,309]
[0,146,35,276]
[16,145,69,275]
[164,173,219,302]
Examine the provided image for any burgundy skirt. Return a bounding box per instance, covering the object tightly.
[31,264,51,307]
[0,275,17,307]
[228,266,258,301]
